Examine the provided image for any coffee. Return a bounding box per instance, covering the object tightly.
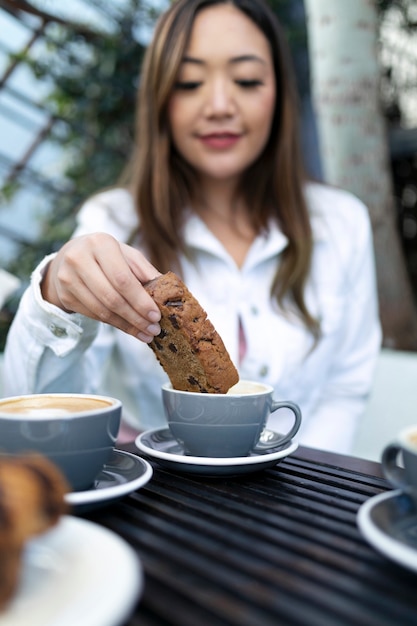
[0,393,122,490]
[382,424,417,495]
[0,395,113,417]
[162,379,302,457]
[227,381,267,395]
[406,432,417,447]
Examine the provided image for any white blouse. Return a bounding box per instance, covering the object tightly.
[3,182,381,453]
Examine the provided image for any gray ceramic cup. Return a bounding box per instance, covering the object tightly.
[381,425,417,494]
[162,380,302,457]
[0,393,122,491]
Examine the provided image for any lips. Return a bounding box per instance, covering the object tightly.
[199,132,240,149]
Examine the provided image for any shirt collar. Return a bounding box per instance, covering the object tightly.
[183,212,289,269]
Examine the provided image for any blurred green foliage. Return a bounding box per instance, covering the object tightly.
[4,1,149,278]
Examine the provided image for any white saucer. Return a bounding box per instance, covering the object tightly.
[2,515,142,626]
[135,427,298,476]
[65,449,153,510]
[357,489,417,572]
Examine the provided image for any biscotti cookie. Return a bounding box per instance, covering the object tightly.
[0,454,69,611]
[144,272,239,393]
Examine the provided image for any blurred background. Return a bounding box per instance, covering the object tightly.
[0,0,416,352]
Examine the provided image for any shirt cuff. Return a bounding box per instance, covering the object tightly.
[28,253,99,357]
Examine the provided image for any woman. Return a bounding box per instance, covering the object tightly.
[3,0,381,452]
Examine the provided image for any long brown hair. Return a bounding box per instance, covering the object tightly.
[123,0,319,336]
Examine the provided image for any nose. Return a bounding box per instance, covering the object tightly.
[204,79,235,118]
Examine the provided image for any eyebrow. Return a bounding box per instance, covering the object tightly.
[182,54,266,66]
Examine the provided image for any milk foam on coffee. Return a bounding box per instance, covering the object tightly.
[227,381,267,395]
[405,431,417,448]
[0,395,113,417]
[13,408,73,417]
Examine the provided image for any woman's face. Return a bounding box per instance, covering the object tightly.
[168,3,276,186]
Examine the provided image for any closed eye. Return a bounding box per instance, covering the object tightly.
[236,79,263,88]
[174,81,202,90]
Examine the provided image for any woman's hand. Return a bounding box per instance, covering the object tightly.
[41,233,162,342]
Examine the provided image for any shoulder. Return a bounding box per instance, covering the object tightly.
[305,181,372,242]
[304,183,377,296]
[74,188,138,240]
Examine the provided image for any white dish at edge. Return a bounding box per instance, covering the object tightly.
[65,448,153,507]
[357,488,417,573]
[1,515,142,626]
[135,427,298,475]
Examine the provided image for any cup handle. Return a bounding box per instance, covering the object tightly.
[381,443,407,489]
[268,400,302,447]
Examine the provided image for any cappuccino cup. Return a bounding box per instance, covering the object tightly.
[0,393,122,491]
[162,379,302,457]
[381,425,417,495]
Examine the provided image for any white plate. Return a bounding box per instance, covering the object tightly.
[357,489,417,572]
[135,427,298,476]
[65,449,153,511]
[2,516,142,626]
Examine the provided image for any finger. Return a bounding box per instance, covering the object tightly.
[90,240,161,323]
[120,244,161,284]
[59,276,159,340]
[54,239,159,335]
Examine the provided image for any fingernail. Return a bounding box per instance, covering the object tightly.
[146,323,161,335]
[137,332,154,343]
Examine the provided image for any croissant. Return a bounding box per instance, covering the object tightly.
[0,454,69,611]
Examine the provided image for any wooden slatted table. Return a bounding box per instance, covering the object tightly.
[85,444,417,626]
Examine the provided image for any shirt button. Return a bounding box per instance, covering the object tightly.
[250,306,259,315]
[259,365,269,377]
[49,323,67,338]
